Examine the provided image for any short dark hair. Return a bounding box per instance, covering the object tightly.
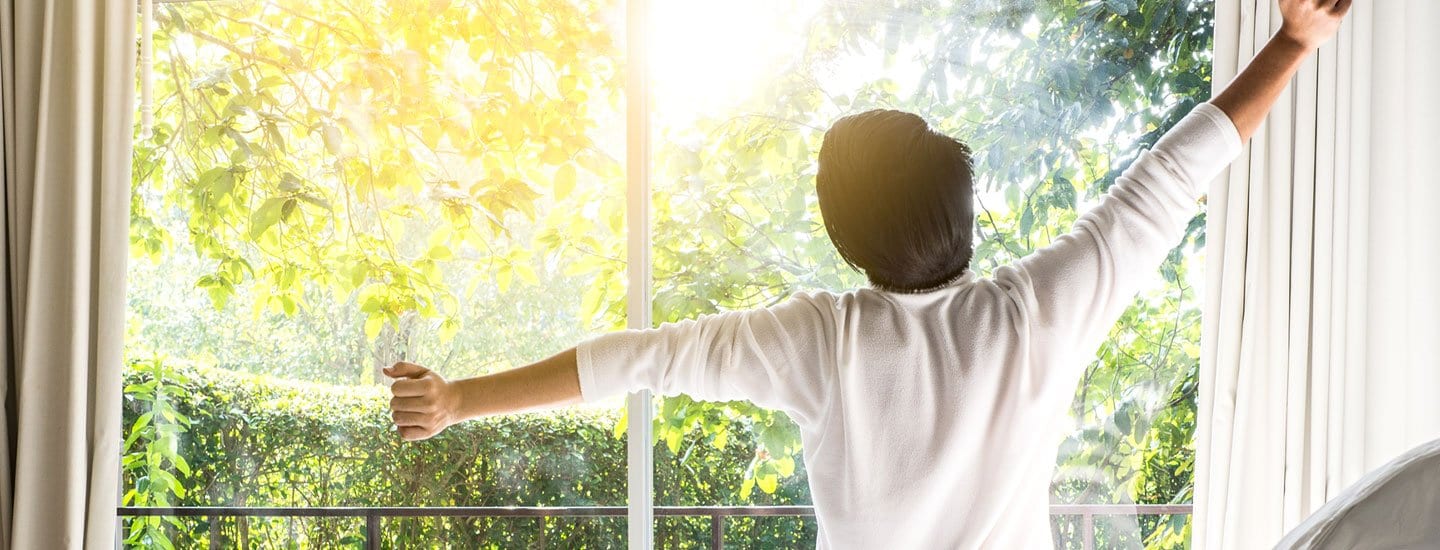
[816,109,975,293]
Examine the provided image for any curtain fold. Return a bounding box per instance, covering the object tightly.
[1199,1,1440,547]
[0,0,137,548]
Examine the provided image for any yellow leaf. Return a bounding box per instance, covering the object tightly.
[665,430,681,454]
[775,456,795,477]
[426,244,453,260]
[540,144,567,165]
[613,407,628,439]
[438,317,460,344]
[555,163,577,199]
[558,74,577,96]
[515,264,538,285]
[756,473,778,494]
[364,315,384,341]
[496,265,512,293]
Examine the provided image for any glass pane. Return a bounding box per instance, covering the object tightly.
[121,516,368,548]
[647,0,1211,547]
[124,0,628,546]
[646,0,857,532]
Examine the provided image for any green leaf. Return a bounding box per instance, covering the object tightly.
[280,198,297,221]
[130,412,154,437]
[279,295,297,316]
[1053,176,1077,209]
[1106,0,1136,16]
[248,197,286,240]
[204,285,230,311]
[349,261,370,288]
[172,454,192,477]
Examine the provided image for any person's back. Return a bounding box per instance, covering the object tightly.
[570,100,1239,547]
[382,1,1352,547]
[801,281,1071,548]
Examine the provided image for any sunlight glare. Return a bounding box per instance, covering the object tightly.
[650,0,822,124]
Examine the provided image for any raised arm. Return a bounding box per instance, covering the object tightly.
[993,0,1351,381]
[1211,0,1352,142]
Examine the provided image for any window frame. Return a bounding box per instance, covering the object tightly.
[623,0,655,547]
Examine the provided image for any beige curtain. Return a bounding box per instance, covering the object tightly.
[0,0,137,548]
[1199,1,1440,547]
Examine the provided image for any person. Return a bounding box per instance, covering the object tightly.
[382,0,1352,546]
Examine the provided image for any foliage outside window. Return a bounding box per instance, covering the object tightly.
[125,0,1212,547]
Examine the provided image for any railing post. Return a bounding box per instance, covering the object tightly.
[1081,513,1093,550]
[365,512,380,550]
[710,513,724,550]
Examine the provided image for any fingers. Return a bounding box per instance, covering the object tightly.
[383,363,449,442]
[390,378,431,397]
[390,395,435,412]
[384,361,429,379]
[1316,0,1349,15]
[389,396,445,441]
[391,409,440,428]
[398,426,435,441]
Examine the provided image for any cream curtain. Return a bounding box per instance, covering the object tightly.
[1199,1,1440,547]
[0,0,137,548]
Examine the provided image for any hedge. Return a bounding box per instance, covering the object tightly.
[120,358,816,548]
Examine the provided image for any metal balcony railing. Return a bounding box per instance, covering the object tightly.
[118,504,1192,550]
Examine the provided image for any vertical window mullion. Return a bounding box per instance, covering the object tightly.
[624,0,654,548]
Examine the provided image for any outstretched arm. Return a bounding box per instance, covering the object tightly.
[386,291,837,441]
[384,350,582,441]
[1211,0,1352,143]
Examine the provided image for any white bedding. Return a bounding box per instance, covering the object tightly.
[1275,437,1440,549]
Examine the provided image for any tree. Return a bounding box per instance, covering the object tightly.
[131,0,1211,544]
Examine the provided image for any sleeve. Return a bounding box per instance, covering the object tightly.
[573,290,837,425]
[993,101,1242,360]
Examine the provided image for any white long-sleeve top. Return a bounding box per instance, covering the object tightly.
[574,102,1242,549]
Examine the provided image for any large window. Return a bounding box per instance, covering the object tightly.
[125,0,630,545]
[124,0,1212,547]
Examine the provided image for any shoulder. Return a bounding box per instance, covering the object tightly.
[774,288,846,319]
[762,287,883,332]
[795,286,896,314]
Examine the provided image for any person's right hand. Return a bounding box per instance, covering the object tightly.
[385,361,458,441]
[1278,0,1352,49]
